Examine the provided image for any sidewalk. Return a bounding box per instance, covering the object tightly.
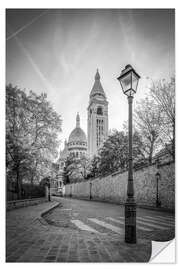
[6,199,152,262]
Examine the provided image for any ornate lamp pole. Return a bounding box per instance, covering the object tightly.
[117,64,140,243]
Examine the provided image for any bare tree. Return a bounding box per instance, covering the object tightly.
[149,77,175,161]
[134,97,163,164]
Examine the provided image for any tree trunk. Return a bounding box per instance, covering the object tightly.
[149,140,154,165]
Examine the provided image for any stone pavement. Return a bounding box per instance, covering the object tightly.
[6,198,174,262]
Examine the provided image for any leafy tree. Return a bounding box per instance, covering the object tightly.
[78,156,91,178]
[6,84,62,198]
[6,85,32,198]
[97,130,145,176]
[89,155,101,178]
[64,156,83,183]
[39,176,51,187]
[64,155,91,183]
[24,89,62,183]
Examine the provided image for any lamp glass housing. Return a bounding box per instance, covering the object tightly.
[118,65,140,97]
[120,73,132,95]
[132,72,139,93]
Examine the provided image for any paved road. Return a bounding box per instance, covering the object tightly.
[46,197,175,242]
[6,197,175,262]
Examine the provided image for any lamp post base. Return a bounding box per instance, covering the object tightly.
[125,198,136,243]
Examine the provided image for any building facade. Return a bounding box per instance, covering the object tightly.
[87,69,108,157]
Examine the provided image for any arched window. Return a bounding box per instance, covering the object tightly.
[97,106,103,115]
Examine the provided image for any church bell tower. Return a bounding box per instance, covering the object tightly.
[87,69,108,158]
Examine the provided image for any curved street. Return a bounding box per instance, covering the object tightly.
[6,197,175,262]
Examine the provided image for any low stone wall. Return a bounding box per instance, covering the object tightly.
[65,162,175,210]
[6,197,48,211]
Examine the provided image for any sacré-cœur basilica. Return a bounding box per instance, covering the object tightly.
[55,69,109,194]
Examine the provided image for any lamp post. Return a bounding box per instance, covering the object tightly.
[90,182,92,200]
[47,177,51,202]
[117,64,140,244]
[155,171,161,207]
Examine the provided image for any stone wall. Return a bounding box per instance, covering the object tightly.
[6,197,48,211]
[65,162,175,210]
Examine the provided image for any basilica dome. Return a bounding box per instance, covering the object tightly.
[68,113,87,158]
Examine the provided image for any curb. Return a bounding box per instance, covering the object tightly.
[37,201,62,225]
[137,205,175,214]
[41,201,62,218]
[6,197,48,211]
[63,196,174,214]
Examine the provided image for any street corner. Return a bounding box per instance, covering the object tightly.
[101,233,152,262]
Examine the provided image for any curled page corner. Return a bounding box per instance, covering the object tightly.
[150,239,175,263]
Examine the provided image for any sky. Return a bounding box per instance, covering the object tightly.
[6,9,175,151]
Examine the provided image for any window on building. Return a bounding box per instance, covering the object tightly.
[97,107,103,115]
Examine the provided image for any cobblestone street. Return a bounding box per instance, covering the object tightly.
[6,197,175,262]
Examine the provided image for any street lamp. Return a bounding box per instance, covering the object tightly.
[47,177,51,202]
[155,171,161,207]
[90,182,92,200]
[117,64,140,244]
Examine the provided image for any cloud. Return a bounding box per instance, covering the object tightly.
[53,17,99,77]
[13,34,54,93]
[6,10,48,41]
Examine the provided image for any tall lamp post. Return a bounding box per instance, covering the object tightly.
[117,64,140,244]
